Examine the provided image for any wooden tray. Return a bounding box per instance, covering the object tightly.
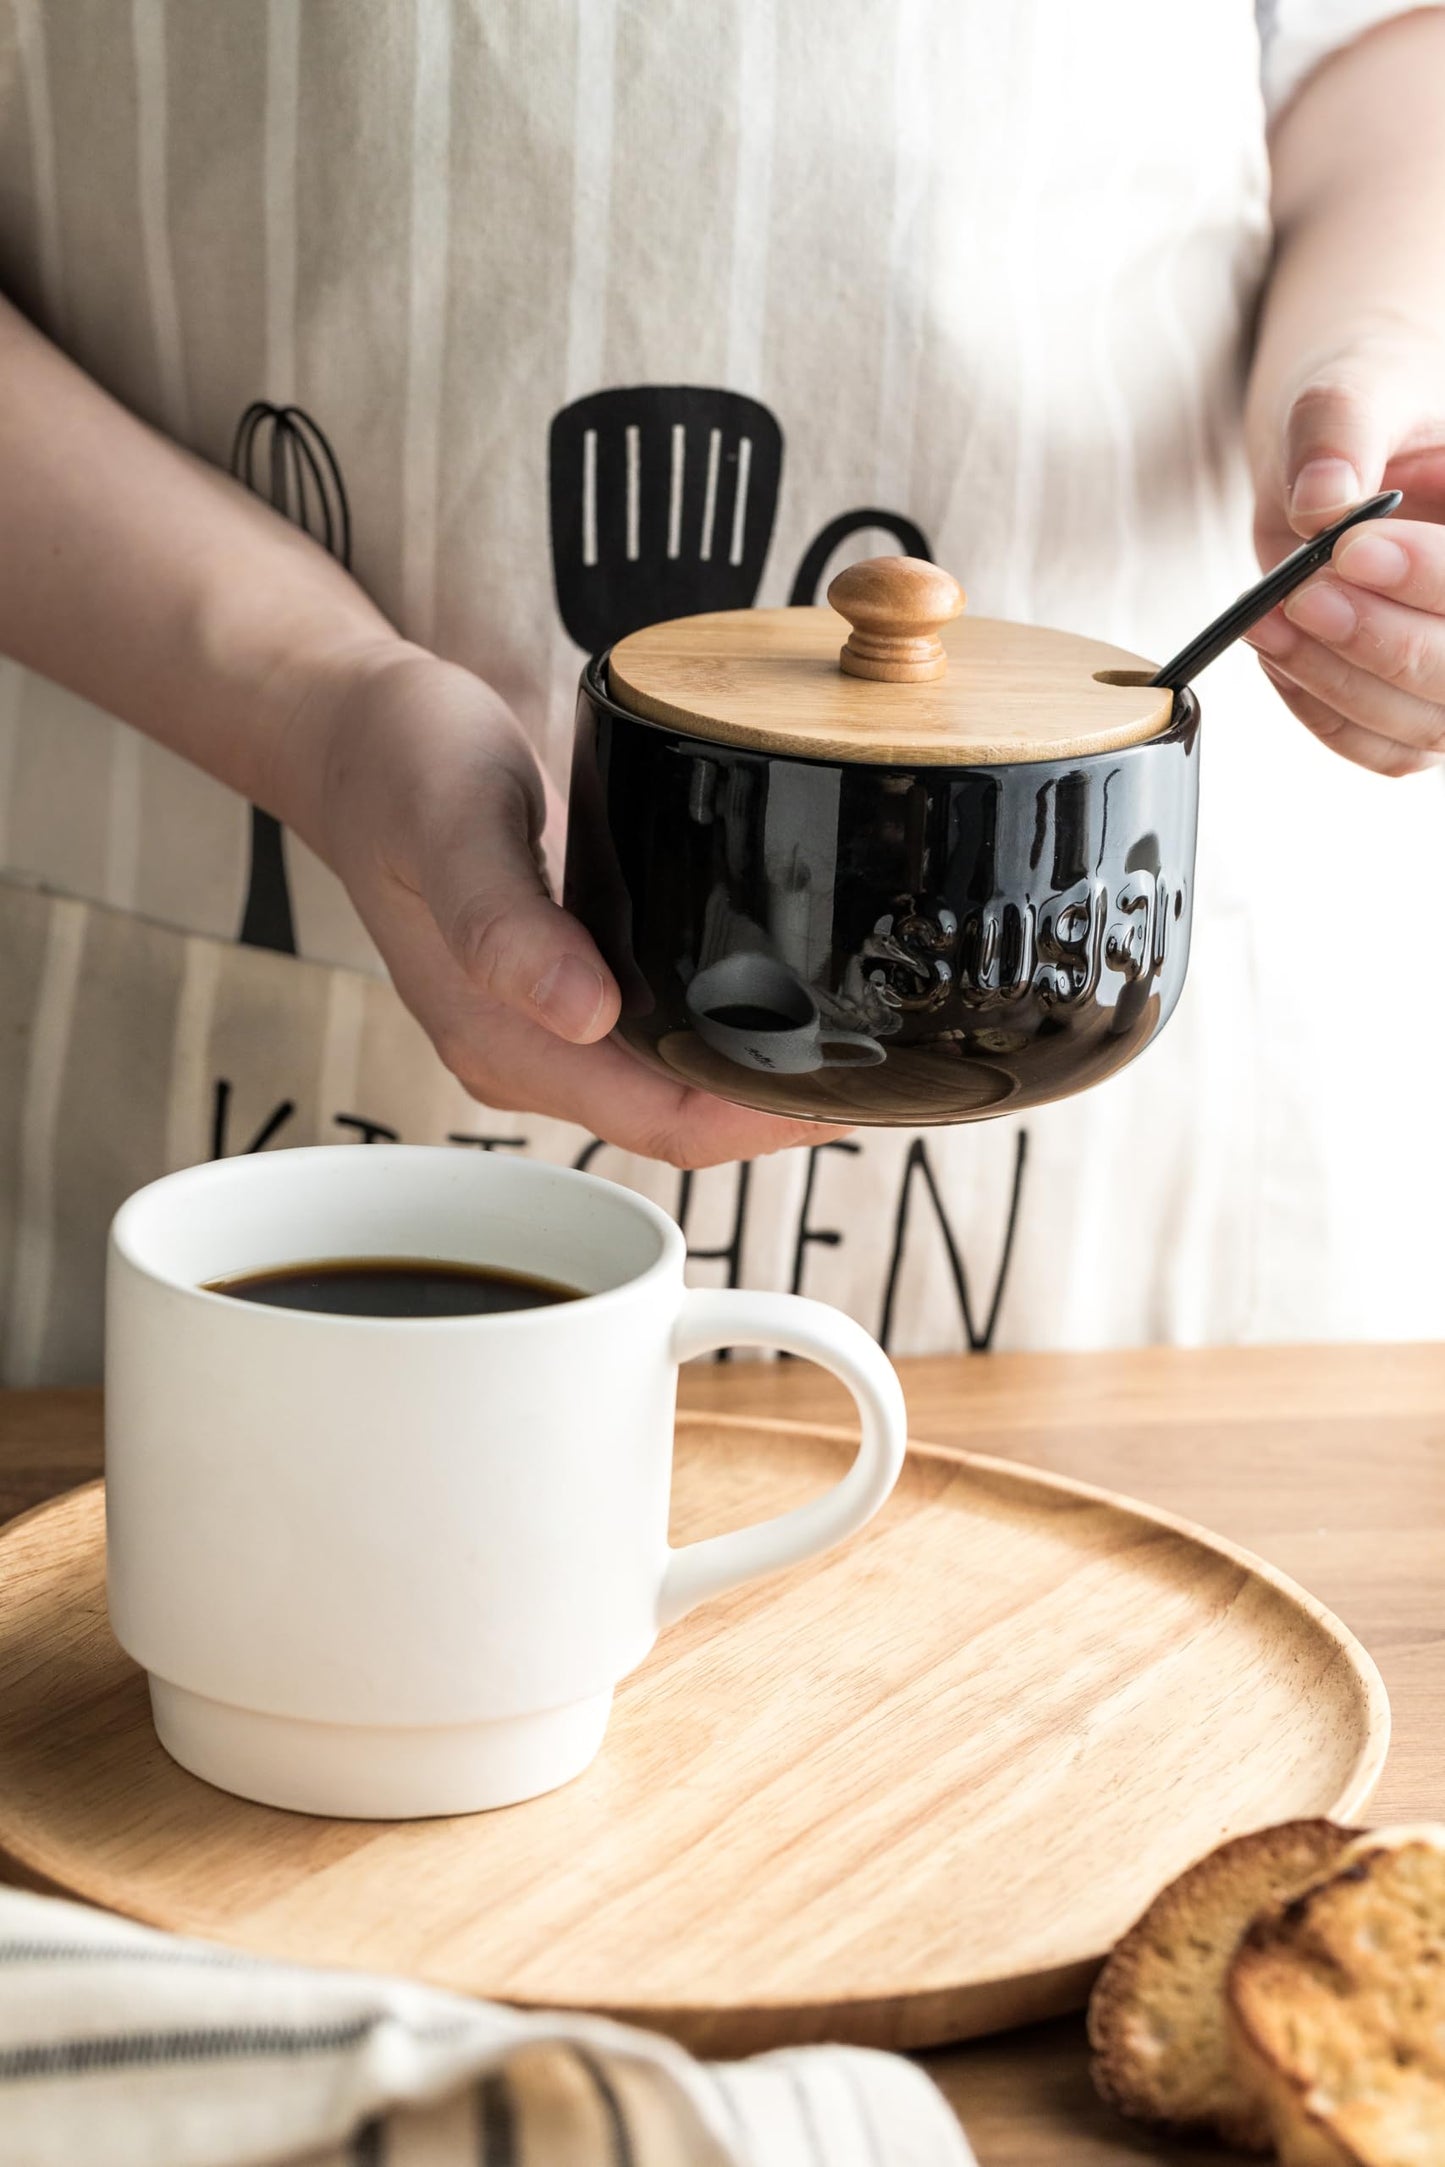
[0,1415,1388,2054]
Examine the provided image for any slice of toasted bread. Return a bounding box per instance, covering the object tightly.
[1088,1820,1359,2150]
[1227,1827,1445,2167]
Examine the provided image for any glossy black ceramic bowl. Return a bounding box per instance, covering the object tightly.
[564,657,1199,1126]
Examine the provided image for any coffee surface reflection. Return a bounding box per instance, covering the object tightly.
[703,1003,797,1033]
[206,1258,582,1319]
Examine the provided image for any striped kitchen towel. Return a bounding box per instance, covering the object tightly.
[0,1887,974,2167]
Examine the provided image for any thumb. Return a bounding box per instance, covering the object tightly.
[1284,355,1413,535]
[421,770,620,1045]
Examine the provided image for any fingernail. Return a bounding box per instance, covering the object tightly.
[1336,531,1408,591]
[532,955,606,1039]
[1284,581,1357,644]
[1244,610,1294,658]
[1289,458,1361,524]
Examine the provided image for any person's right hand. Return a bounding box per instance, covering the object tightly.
[281,640,844,1168]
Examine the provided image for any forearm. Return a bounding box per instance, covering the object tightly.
[0,294,403,844]
[1248,9,1445,474]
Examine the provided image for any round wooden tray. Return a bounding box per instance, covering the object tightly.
[0,1415,1387,2054]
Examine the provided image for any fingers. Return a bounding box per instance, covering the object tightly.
[445,1007,849,1170]
[1247,606,1445,773]
[1282,355,1413,536]
[418,765,621,1045]
[367,879,848,1169]
[1335,514,1445,616]
[1257,348,1445,772]
[1249,607,1445,762]
[1254,657,1432,779]
[1246,568,1445,773]
[319,649,621,1046]
[1283,583,1445,723]
[1242,516,1445,769]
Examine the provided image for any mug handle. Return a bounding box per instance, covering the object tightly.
[658,1289,908,1628]
[818,1027,888,1069]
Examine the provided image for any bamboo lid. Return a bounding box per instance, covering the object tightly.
[608,557,1173,767]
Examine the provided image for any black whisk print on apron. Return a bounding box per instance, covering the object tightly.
[224,384,929,945]
[229,403,353,953]
[548,384,933,649]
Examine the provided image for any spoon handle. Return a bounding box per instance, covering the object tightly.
[1149,490,1404,692]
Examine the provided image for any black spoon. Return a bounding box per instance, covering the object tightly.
[1149,489,1403,692]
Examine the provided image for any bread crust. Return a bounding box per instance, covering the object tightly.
[1088,1820,1358,2150]
[1229,2018,1362,2166]
[1226,1828,1445,2167]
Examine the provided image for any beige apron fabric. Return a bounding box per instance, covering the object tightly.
[1,0,1440,1382]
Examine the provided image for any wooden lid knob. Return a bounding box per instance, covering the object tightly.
[827,557,966,683]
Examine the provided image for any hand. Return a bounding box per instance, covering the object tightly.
[1246,331,1445,776]
[286,642,844,1167]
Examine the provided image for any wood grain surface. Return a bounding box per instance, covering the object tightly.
[681,1347,1445,2162]
[2,1345,1440,2166]
[608,607,1174,764]
[0,1418,1384,2054]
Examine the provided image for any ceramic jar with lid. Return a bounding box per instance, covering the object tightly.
[563,558,1199,1125]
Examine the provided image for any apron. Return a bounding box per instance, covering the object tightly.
[1,0,1440,1382]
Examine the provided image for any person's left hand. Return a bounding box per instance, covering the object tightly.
[1246,331,1445,775]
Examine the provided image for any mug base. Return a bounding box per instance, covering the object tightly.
[147,1676,614,1819]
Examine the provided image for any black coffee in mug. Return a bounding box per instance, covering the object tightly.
[705,1003,795,1033]
[206,1258,582,1319]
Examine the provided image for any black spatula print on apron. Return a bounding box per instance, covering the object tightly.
[548,386,931,646]
[229,402,352,953]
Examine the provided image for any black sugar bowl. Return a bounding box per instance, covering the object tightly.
[563,557,1199,1126]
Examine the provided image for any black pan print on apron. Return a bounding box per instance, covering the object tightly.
[229,403,353,953]
[548,385,933,648]
[550,386,1030,1355]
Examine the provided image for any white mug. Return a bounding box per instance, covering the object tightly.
[687,953,885,1075]
[106,1147,907,1819]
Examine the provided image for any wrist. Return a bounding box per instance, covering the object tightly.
[267,637,545,886]
[257,631,427,863]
